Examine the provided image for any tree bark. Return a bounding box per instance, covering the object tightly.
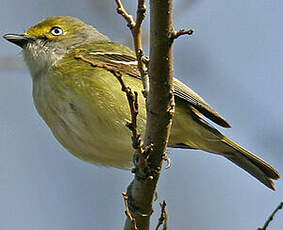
[123,0,174,229]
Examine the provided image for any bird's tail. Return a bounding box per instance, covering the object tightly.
[220,137,280,190]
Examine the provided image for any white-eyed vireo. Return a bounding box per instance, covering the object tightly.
[3,16,280,190]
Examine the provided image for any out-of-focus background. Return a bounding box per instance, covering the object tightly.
[1,0,282,229]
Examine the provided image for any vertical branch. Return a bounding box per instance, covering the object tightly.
[145,0,175,165]
[123,0,175,229]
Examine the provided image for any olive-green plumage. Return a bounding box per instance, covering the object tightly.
[3,16,280,190]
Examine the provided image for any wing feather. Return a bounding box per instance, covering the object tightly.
[79,42,231,128]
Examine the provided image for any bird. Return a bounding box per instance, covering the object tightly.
[3,16,280,190]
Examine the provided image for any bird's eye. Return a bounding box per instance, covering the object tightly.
[50,27,64,36]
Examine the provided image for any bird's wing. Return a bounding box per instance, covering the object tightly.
[173,79,231,128]
[76,42,231,128]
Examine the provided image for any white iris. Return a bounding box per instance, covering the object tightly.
[50,27,64,36]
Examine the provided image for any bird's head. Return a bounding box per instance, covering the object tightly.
[3,16,110,77]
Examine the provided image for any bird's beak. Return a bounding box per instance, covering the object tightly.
[3,34,33,48]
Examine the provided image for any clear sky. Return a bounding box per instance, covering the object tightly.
[0,0,282,229]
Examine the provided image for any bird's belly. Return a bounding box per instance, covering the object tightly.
[33,83,136,169]
[44,101,134,168]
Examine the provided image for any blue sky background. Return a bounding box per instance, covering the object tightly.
[0,0,282,229]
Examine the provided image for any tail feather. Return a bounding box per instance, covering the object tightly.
[226,151,276,190]
[222,137,280,190]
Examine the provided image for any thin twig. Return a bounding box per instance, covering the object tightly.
[74,55,123,78]
[258,202,283,230]
[114,68,153,180]
[115,1,155,178]
[115,0,135,29]
[123,192,139,230]
[74,55,151,177]
[155,200,168,230]
[74,55,138,141]
[115,0,149,97]
[136,0,147,29]
[170,29,194,43]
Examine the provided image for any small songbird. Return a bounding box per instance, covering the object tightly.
[3,16,280,190]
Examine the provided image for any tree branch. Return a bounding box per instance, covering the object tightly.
[258,202,283,230]
[123,0,175,229]
[169,28,194,44]
[155,201,168,230]
[115,0,149,97]
[123,192,139,230]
